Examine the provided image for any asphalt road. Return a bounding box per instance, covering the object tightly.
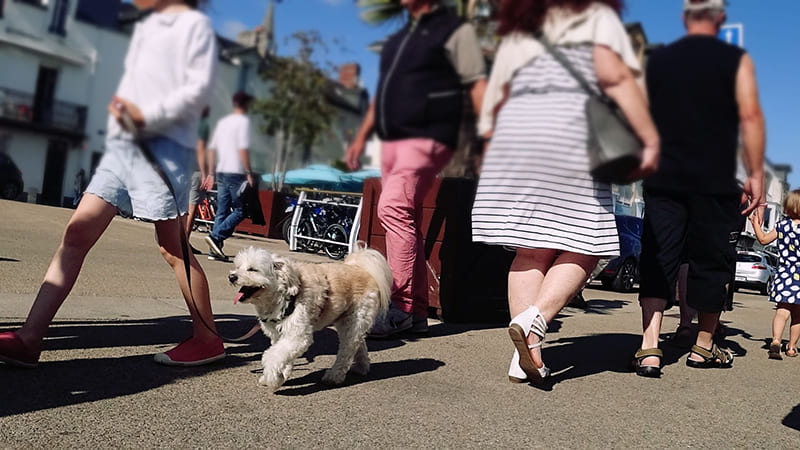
[1,200,799,448]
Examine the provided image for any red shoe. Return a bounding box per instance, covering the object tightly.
[153,337,225,367]
[0,331,40,368]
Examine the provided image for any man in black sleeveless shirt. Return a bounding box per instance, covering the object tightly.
[634,0,766,377]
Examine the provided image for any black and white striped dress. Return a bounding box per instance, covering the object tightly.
[472,44,619,256]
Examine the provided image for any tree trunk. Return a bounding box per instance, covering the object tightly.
[278,131,294,191]
[441,90,480,179]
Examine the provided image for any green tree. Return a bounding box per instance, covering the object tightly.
[252,31,336,191]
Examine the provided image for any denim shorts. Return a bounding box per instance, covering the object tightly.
[86,137,192,221]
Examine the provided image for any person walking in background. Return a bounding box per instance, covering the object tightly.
[635,0,765,377]
[72,169,87,208]
[204,91,255,261]
[750,190,800,360]
[0,0,225,368]
[345,0,487,338]
[186,106,212,255]
[472,0,659,386]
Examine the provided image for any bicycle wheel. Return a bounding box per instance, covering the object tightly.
[323,224,348,260]
[296,219,323,253]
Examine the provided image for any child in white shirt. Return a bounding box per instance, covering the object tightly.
[0,0,225,368]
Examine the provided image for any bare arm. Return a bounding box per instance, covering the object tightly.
[749,213,777,245]
[737,54,766,217]
[196,138,208,179]
[203,148,216,191]
[594,45,660,180]
[345,100,375,170]
[239,149,254,186]
[469,78,487,121]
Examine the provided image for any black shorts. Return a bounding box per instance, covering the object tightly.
[638,189,744,313]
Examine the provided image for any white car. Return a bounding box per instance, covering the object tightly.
[735,251,776,295]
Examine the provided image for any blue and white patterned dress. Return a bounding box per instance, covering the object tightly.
[771,218,800,304]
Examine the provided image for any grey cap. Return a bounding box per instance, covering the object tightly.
[683,0,726,12]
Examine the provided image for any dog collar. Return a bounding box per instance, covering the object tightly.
[257,294,297,324]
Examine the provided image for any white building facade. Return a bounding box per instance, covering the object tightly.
[0,0,367,206]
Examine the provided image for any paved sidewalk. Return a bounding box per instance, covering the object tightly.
[1,200,799,448]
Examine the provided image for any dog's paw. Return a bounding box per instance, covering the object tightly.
[257,371,285,392]
[321,368,347,386]
[350,360,370,376]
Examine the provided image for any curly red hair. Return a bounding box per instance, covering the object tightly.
[496,0,625,36]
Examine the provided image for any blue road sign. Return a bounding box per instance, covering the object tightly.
[720,23,744,48]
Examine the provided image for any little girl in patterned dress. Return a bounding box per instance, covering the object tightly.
[750,189,800,359]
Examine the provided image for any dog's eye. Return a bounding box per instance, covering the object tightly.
[247,268,258,272]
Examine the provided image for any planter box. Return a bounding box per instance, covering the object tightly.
[358,177,512,323]
[236,190,290,240]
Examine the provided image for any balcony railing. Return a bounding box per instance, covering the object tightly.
[0,86,87,135]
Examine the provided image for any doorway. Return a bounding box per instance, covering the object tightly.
[41,140,68,206]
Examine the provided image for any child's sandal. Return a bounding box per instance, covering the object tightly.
[786,347,798,358]
[768,342,783,360]
[686,344,734,368]
[632,348,663,378]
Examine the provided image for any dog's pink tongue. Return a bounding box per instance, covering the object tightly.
[234,292,244,305]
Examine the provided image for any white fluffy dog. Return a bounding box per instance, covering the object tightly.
[228,246,392,392]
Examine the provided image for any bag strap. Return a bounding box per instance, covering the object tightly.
[537,34,605,102]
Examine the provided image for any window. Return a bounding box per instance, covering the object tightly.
[737,254,761,263]
[49,0,69,36]
[238,62,251,91]
[33,66,58,124]
[14,0,47,9]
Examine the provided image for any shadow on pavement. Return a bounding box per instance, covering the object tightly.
[579,298,630,315]
[0,315,266,417]
[0,355,248,418]
[783,404,800,431]
[541,333,686,387]
[276,358,446,396]
[0,315,268,352]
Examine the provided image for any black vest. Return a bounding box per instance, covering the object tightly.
[644,35,746,195]
[375,8,464,149]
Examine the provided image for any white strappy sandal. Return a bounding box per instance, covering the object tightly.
[508,306,551,385]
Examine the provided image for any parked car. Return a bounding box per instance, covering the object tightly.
[0,153,23,200]
[735,251,775,295]
[596,215,643,292]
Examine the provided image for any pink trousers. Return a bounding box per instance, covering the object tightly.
[378,138,453,317]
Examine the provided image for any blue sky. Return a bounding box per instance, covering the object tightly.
[205,0,799,188]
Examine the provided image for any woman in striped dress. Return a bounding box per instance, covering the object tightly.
[472,0,660,386]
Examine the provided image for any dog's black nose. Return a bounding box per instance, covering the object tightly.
[228,274,238,284]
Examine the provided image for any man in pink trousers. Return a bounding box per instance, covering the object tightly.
[345,0,486,338]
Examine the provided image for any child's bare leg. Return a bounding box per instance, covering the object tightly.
[17,194,118,347]
[154,217,218,342]
[772,304,791,346]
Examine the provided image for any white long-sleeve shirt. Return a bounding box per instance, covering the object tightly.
[107,10,218,149]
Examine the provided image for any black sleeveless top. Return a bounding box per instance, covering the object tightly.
[375,8,464,149]
[644,35,746,195]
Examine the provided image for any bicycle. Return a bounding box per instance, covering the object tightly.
[192,189,217,233]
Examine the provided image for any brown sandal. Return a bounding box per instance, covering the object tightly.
[686,344,734,368]
[632,348,663,378]
[769,342,783,360]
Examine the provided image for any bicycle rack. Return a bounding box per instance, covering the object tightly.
[288,188,364,256]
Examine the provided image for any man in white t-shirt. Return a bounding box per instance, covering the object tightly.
[205,91,255,260]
